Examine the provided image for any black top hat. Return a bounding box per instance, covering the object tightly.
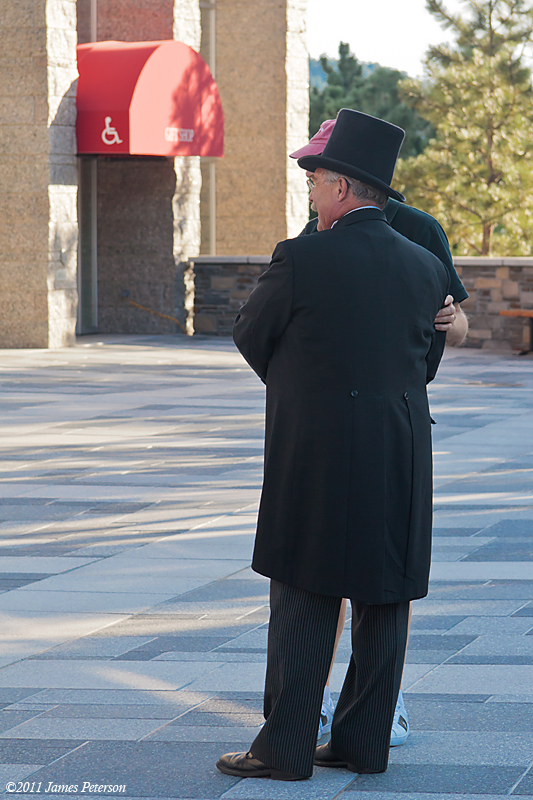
[298,109,406,202]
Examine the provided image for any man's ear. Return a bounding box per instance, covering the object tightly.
[338,177,349,201]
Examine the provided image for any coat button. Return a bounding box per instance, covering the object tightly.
[351,390,358,397]
[403,392,409,400]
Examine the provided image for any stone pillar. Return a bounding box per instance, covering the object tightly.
[0,0,77,348]
[200,0,309,256]
[47,0,79,347]
[285,0,309,239]
[173,0,202,334]
[173,0,201,46]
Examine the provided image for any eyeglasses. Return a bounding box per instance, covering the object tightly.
[306,177,316,191]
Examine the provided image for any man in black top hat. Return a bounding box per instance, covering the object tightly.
[291,119,468,346]
[291,119,468,746]
[216,110,449,781]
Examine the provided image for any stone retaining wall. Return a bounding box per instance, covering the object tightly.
[456,258,533,351]
[189,255,533,350]
[190,255,269,334]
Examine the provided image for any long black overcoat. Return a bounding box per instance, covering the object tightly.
[233,208,450,604]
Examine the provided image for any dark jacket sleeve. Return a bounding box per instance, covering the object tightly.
[233,242,294,383]
[426,262,451,383]
[426,330,447,384]
[424,222,468,303]
[298,218,319,236]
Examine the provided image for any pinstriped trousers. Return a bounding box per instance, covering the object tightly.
[249,580,410,778]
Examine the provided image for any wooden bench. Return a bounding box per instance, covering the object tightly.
[500,309,533,352]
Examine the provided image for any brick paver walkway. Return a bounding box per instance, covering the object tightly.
[0,335,531,799]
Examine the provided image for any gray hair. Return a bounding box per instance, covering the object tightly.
[322,170,388,210]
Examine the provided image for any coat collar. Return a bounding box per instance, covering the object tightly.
[384,198,400,224]
[332,207,389,230]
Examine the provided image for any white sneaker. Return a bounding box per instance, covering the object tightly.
[317,697,335,739]
[390,690,410,747]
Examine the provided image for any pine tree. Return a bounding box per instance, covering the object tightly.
[309,44,365,137]
[309,43,434,158]
[396,0,533,255]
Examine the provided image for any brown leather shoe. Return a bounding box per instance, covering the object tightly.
[314,743,386,774]
[216,751,307,781]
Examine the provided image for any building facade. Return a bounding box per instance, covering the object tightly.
[0,0,309,347]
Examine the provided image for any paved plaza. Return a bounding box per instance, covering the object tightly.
[0,335,532,799]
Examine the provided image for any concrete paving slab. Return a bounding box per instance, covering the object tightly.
[0,557,98,574]
[0,591,176,614]
[148,602,269,617]
[413,599,524,616]
[0,611,128,652]
[429,563,533,580]
[444,617,533,635]
[403,698,533,731]
[124,533,257,562]
[341,794,523,800]
[0,764,44,784]
[153,652,267,663]
[0,660,223,690]
[6,689,213,708]
[0,717,166,740]
[30,636,157,659]
[24,741,242,799]
[0,710,43,734]
[427,581,533,601]
[185,663,267,692]
[487,694,533,703]
[347,765,525,795]
[388,730,533,765]
[19,557,250,594]
[451,635,533,655]
[0,739,85,765]
[221,771,357,798]
[409,664,533,694]
[39,704,185,719]
[147,725,262,741]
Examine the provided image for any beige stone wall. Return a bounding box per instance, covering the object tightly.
[0,1,49,348]
[204,0,309,256]
[0,0,77,348]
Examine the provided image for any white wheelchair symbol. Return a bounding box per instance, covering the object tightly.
[101,116,123,145]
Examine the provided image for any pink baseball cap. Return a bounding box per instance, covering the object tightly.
[289,119,336,159]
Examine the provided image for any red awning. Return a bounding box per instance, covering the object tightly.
[76,40,224,157]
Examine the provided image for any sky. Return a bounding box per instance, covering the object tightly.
[307,0,465,78]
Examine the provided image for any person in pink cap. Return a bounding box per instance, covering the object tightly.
[290,117,469,747]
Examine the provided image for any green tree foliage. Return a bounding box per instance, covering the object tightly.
[309,43,434,158]
[396,0,533,255]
